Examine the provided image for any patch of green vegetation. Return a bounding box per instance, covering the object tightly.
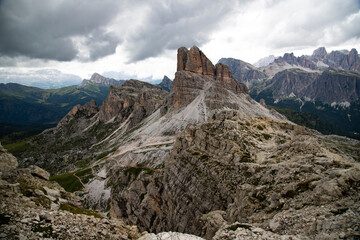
[18,178,36,197]
[34,196,51,208]
[31,223,55,238]
[240,152,253,163]
[75,168,93,185]
[96,149,115,160]
[0,123,55,145]
[256,125,264,130]
[262,133,272,140]
[59,204,101,218]
[124,167,143,180]
[74,157,92,168]
[4,140,30,155]
[144,169,155,175]
[50,172,82,193]
[212,113,216,120]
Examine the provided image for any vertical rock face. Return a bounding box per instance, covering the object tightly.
[158,75,173,92]
[173,46,248,108]
[348,48,360,72]
[177,46,215,76]
[99,80,168,127]
[311,47,328,60]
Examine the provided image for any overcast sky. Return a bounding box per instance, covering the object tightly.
[0,0,359,81]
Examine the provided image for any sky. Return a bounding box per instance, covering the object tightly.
[0,0,359,83]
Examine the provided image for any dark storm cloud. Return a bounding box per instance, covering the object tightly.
[0,0,122,62]
[125,0,243,62]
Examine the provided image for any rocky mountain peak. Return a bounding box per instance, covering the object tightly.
[57,100,99,128]
[158,75,173,92]
[311,47,327,59]
[82,73,125,86]
[215,63,232,79]
[177,46,215,76]
[173,46,248,108]
[99,79,167,126]
[90,72,105,82]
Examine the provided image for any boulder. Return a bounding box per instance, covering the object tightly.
[28,165,50,180]
[0,144,18,172]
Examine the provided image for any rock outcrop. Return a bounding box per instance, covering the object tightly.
[173,46,248,108]
[218,58,268,87]
[0,144,18,171]
[158,75,173,92]
[99,80,168,128]
[110,110,360,239]
[57,100,99,128]
[0,145,142,239]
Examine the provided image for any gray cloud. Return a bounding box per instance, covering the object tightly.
[0,0,359,67]
[0,0,122,62]
[124,0,244,62]
[265,0,360,49]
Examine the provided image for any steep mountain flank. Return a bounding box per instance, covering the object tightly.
[17,80,168,174]
[109,110,360,239]
[157,75,173,92]
[0,82,109,126]
[253,69,319,100]
[218,58,268,88]
[252,68,360,137]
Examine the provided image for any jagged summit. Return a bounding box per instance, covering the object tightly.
[81,72,125,86]
[311,47,327,59]
[158,75,173,92]
[177,46,215,76]
[173,46,248,108]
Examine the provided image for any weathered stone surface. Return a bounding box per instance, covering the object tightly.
[218,58,268,88]
[213,222,306,240]
[111,110,360,239]
[158,75,173,92]
[0,144,18,172]
[139,232,205,240]
[57,100,99,128]
[28,165,50,180]
[99,80,167,127]
[177,46,215,76]
[173,46,248,108]
[0,149,141,240]
[311,47,328,60]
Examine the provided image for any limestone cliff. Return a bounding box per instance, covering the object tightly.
[173,46,248,108]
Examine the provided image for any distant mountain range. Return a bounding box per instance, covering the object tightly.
[0,73,121,142]
[0,72,173,143]
[0,69,82,89]
[222,47,360,138]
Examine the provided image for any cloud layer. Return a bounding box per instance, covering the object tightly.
[0,0,359,77]
[0,0,122,61]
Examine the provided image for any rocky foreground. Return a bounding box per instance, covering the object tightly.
[0,144,142,239]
